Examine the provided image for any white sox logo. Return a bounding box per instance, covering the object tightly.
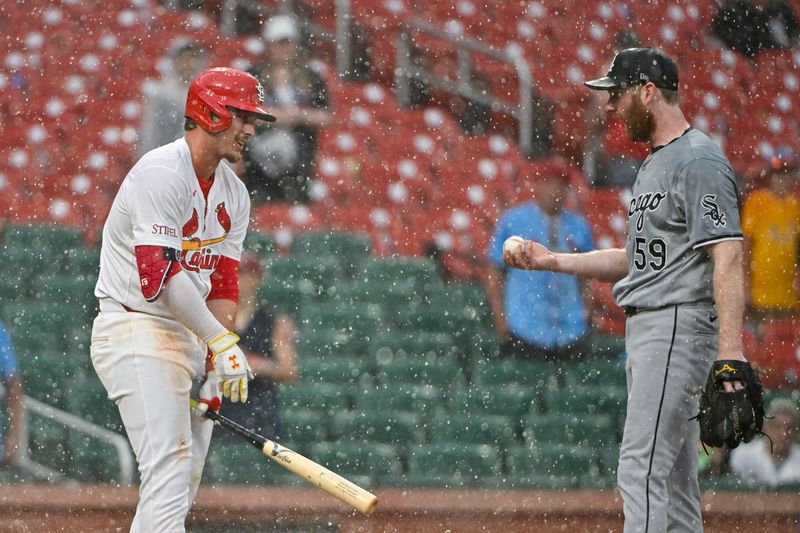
[629,191,667,231]
[701,194,726,227]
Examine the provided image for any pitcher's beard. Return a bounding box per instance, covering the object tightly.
[624,97,655,143]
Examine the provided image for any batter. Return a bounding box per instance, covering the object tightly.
[91,67,274,532]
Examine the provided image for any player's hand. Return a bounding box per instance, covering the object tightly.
[715,352,748,392]
[208,331,254,403]
[503,239,557,271]
[193,369,221,418]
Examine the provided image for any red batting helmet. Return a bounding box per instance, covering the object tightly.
[185,67,276,133]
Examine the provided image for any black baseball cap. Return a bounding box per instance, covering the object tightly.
[584,47,679,92]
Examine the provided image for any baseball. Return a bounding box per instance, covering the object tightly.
[503,236,526,255]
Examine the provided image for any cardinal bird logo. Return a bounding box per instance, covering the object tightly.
[182,203,231,252]
[215,202,231,234]
[182,208,199,237]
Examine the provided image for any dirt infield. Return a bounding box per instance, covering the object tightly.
[0,485,797,531]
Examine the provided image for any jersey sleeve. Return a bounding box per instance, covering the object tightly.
[678,158,743,249]
[127,166,188,250]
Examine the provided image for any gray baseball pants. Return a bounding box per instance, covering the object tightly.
[619,303,717,533]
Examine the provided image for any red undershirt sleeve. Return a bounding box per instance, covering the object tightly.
[207,255,239,302]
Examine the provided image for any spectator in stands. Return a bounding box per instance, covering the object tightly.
[711,0,800,59]
[730,398,800,487]
[138,39,208,155]
[215,252,298,441]
[583,30,648,188]
[486,159,595,362]
[741,146,799,330]
[0,321,22,468]
[245,14,332,204]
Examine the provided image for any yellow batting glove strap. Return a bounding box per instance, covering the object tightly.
[208,331,240,355]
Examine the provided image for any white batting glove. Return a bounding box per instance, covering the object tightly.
[192,369,221,419]
[207,331,253,403]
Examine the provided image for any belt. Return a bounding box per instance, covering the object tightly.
[622,305,670,317]
[98,298,136,313]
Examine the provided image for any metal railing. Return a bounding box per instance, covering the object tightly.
[18,395,135,485]
[393,19,534,154]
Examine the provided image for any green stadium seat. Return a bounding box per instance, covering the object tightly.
[523,414,617,447]
[353,384,444,419]
[298,356,373,386]
[433,282,489,310]
[371,332,459,364]
[405,443,502,488]
[268,255,342,294]
[450,384,537,419]
[280,408,329,445]
[19,352,87,408]
[35,274,97,315]
[564,360,627,388]
[699,474,763,492]
[291,231,372,276]
[399,304,484,337]
[256,280,312,318]
[4,224,83,250]
[376,356,465,390]
[65,248,101,276]
[359,257,439,293]
[27,416,71,474]
[300,301,382,342]
[330,410,425,445]
[544,385,627,418]
[296,328,363,358]
[69,433,125,484]
[587,333,627,359]
[278,382,351,415]
[426,413,517,448]
[204,441,277,485]
[506,444,599,489]
[471,359,556,389]
[65,374,122,432]
[308,442,402,486]
[243,230,277,258]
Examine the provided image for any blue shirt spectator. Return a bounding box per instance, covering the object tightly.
[486,161,594,361]
[0,321,21,465]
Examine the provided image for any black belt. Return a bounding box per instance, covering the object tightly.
[622,305,670,317]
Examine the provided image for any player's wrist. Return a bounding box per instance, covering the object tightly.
[208,330,240,355]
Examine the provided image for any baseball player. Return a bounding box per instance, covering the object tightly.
[91,67,275,532]
[505,48,747,532]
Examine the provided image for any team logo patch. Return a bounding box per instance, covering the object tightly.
[701,194,726,227]
[256,82,265,103]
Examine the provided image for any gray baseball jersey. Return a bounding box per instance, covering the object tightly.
[612,128,742,308]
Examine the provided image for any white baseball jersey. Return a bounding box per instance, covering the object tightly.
[95,138,250,318]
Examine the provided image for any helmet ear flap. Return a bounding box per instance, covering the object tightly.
[197,92,232,133]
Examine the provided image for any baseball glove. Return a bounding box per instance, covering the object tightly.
[695,360,765,449]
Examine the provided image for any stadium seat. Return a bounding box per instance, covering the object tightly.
[256,279,312,319]
[329,410,425,445]
[296,328,364,358]
[370,331,459,363]
[204,441,284,486]
[291,231,372,276]
[308,442,403,486]
[280,408,330,445]
[278,382,352,416]
[545,385,627,417]
[426,413,517,448]
[66,374,123,433]
[359,257,440,293]
[523,414,617,448]
[353,384,445,420]
[267,255,343,295]
[376,355,465,390]
[564,360,627,389]
[506,444,599,489]
[450,384,538,419]
[18,351,86,409]
[470,359,556,390]
[298,356,373,387]
[405,443,503,488]
[299,301,383,342]
[69,433,124,484]
[243,230,276,259]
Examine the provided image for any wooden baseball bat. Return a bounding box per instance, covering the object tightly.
[190,399,378,515]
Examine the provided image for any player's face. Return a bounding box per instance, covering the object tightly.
[217,109,259,163]
[607,86,655,143]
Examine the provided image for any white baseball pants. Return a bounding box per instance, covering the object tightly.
[91,304,212,533]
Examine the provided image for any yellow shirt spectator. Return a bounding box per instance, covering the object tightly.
[742,188,800,310]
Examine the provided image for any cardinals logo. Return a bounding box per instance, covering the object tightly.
[181,202,232,272]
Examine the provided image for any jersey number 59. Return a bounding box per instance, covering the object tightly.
[633,237,666,271]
